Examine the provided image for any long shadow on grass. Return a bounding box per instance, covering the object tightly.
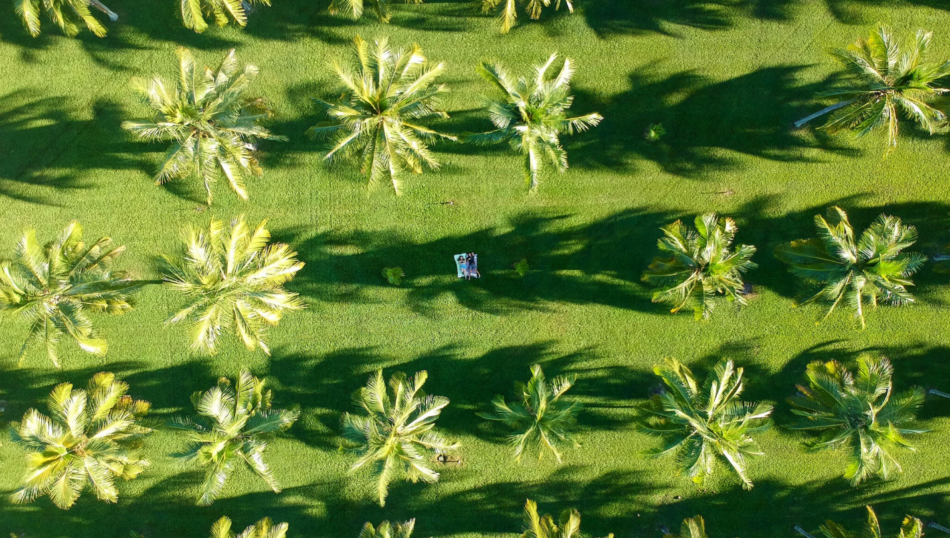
[569,65,856,177]
[0,91,142,204]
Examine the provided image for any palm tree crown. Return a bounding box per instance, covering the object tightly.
[809,26,950,156]
[167,369,300,505]
[341,369,458,507]
[308,36,456,195]
[521,499,613,538]
[635,358,772,490]
[16,0,116,37]
[788,355,925,486]
[328,0,420,22]
[0,221,143,367]
[480,0,573,34]
[358,520,416,538]
[642,213,757,320]
[161,216,305,356]
[122,48,285,205]
[797,506,923,538]
[10,372,151,509]
[181,0,273,33]
[775,206,925,329]
[478,364,580,463]
[663,516,712,538]
[468,54,602,191]
[207,516,289,538]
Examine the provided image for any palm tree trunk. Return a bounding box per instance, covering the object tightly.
[929,522,950,535]
[793,99,856,129]
[794,526,818,538]
[89,0,119,21]
[929,389,950,399]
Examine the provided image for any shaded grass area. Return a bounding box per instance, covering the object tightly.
[5,1,950,538]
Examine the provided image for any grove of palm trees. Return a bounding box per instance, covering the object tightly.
[5,1,950,538]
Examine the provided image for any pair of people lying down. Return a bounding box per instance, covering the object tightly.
[457,253,480,280]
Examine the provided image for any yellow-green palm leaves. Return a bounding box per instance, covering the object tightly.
[788,356,925,486]
[328,0,421,22]
[10,372,151,509]
[775,207,925,329]
[797,506,923,538]
[341,370,458,507]
[161,216,304,356]
[358,520,416,538]
[0,221,143,367]
[208,517,289,538]
[635,358,773,490]
[663,517,715,538]
[815,26,950,157]
[123,48,285,205]
[521,500,613,538]
[307,36,456,195]
[167,369,300,506]
[478,364,580,463]
[468,54,602,191]
[642,214,757,320]
[181,0,273,33]
[480,0,573,34]
[15,0,117,37]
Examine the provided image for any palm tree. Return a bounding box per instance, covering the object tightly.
[642,213,757,320]
[635,358,772,490]
[9,372,151,509]
[662,517,713,538]
[328,0,421,22]
[161,216,304,356]
[467,54,602,191]
[340,370,458,507]
[479,0,572,34]
[180,0,273,33]
[520,499,613,538]
[122,48,285,206]
[207,516,288,538]
[307,36,456,195]
[0,222,144,367]
[775,207,925,329]
[357,520,416,538]
[16,0,118,37]
[477,364,580,463]
[794,26,950,157]
[167,369,300,506]
[788,355,925,486]
[794,506,923,538]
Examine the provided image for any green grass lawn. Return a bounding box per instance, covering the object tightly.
[5,0,950,537]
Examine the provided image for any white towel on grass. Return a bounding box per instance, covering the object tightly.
[454,254,478,278]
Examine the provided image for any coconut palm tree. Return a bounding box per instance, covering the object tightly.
[662,517,714,538]
[206,516,289,538]
[467,54,602,191]
[794,506,923,538]
[479,0,572,34]
[477,364,580,463]
[635,358,772,490]
[0,222,144,367]
[167,369,299,506]
[642,213,757,320]
[521,499,613,538]
[9,372,151,509]
[775,207,925,329]
[308,36,456,195]
[788,355,925,486]
[357,520,416,538]
[180,0,273,33]
[161,216,304,356]
[327,0,420,22]
[16,0,118,37]
[340,370,458,507]
[122,48,285,206]
[794,26,950,157]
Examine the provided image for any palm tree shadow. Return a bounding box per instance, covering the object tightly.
[570,64,858,177]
